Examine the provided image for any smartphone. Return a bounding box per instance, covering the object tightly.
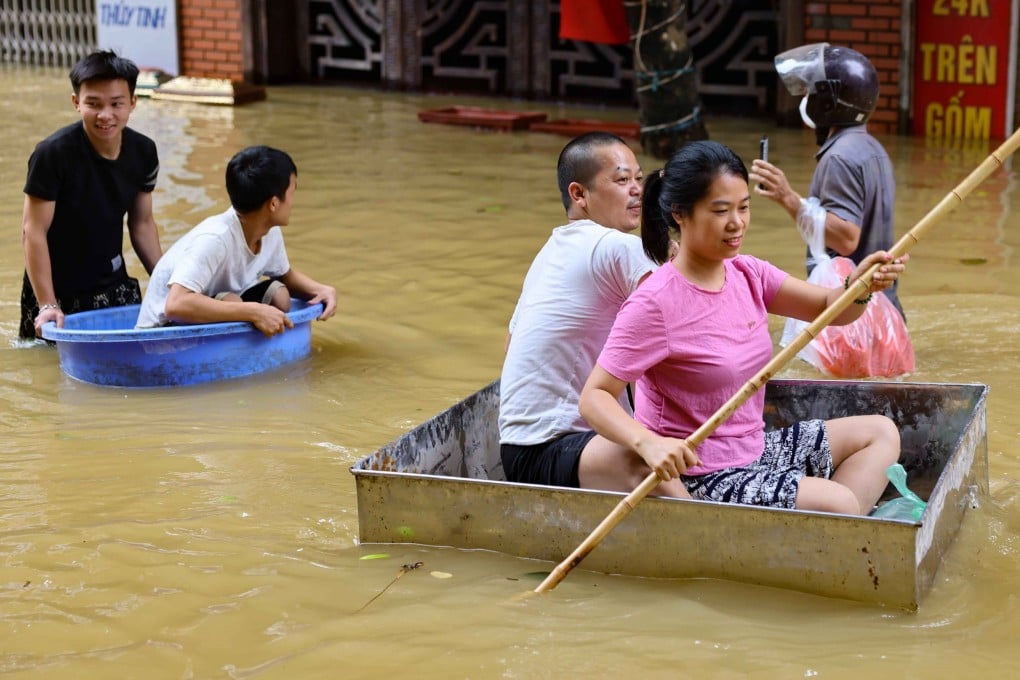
[758,135,768,189]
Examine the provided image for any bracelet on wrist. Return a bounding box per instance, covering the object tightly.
[38,303,61,313]
[843,275,872,305]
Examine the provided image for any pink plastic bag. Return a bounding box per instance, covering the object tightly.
[782,257,915,377]
[781,198,914,378]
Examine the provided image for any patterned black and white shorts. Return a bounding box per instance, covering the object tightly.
[683,419,832,509]
[20,271,142,340]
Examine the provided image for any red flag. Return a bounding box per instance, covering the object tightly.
[559,0,630,45]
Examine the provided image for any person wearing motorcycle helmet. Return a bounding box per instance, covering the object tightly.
[776,42,880,146]
[750,43,904,320]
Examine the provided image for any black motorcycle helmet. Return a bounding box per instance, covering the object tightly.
[775,43,879,142]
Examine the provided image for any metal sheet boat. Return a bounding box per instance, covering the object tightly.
[351,379,989,610]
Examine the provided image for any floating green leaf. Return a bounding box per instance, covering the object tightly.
[359,553,391,561]
[959,258,987,266]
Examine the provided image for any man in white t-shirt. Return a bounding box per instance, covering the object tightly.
[136,146,336,334]
[499,132,689,497]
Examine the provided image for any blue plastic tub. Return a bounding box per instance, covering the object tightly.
[40,300,324,387]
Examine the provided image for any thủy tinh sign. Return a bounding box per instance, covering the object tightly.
[96,1,179,76]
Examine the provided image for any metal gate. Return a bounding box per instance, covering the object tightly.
[305,0,779,114]
[0,0,96,67]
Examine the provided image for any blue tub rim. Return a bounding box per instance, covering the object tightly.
[40,299,324,343]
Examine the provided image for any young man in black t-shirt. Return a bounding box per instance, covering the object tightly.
[20,50,163,339]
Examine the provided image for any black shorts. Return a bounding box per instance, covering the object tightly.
[500,431,597,487]
[242,278,285,304]
[214,279,285,304]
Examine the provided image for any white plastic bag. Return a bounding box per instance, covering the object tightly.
[780,198,915,378]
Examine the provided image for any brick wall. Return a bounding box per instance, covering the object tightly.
[803,1,903,135]
[179,0,245,80]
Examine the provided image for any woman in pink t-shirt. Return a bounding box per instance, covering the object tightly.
[579,141,906,515]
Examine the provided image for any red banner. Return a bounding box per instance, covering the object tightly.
[912,0,1018,139]
[559,0,630,45]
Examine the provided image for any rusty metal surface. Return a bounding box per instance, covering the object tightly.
[351,379,989,609]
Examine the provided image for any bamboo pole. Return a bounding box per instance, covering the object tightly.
[533,128,1020,595]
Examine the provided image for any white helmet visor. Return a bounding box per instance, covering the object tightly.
[775,42,828,96]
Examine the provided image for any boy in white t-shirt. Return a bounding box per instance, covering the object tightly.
[136,146,336,335]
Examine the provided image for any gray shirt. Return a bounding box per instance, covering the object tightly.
[808,125,902,318]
